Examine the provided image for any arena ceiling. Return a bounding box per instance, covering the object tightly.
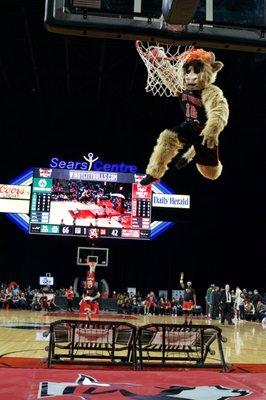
[1,1,265,116]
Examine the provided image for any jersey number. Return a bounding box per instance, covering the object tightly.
[186,103,198,119]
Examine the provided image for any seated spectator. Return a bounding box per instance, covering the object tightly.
[0,290,7,309]
[192,305,202,316]
[31,295,42,311]
[164,298,172,315]
[158,297,165,316]
[2,289,11,309]
[116,293,124,314]
[136,295,144,314]
[145,291,157,315]
[11,294,20,309]
[131,295,139,314]
[40,295,49,311]
[121,295,131,314]
[47,297,57,311]
[244,299,255,321]
[257,301,266,322]
[19,293,28,309]
[171,298,178,316]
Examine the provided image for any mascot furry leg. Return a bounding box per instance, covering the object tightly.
[141,129,183,185]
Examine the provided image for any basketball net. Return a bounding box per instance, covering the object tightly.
[135,40,192,97]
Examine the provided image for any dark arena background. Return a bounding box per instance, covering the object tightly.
[0,1,266,399]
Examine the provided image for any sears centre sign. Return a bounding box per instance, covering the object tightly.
[49,152,138,173]
[152,193,190,209]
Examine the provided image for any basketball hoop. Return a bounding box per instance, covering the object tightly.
[135,40,192,97]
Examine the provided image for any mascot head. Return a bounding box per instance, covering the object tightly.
[178,48,224,91]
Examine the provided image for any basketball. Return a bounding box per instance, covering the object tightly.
[147,47,166,64]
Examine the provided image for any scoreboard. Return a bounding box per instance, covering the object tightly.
[29,168,152,240]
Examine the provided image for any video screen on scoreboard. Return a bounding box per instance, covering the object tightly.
[29,168,152,240]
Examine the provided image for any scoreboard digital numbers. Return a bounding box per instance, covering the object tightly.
[29,168,152,240]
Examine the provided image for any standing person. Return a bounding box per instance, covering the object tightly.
[234,286,244,321]
[211,286,221,320]
[220,284,234,325]
[179,272,196,325]
[252,289,262,322]
[146,291,157,315]
[205,284,215,317]
[65,286,74,312]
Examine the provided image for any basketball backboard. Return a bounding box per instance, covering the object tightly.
[77,247,109,267]
[45,0,266,52]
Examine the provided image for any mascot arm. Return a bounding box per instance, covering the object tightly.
[182,145,196,162]
[200,85,229,148]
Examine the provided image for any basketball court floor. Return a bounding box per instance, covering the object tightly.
[1,0,266,397]
[1,310,266,399]
[0,309,265,365]
[49,201,129,229]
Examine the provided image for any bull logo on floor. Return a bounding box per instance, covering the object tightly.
[38,374,251,399]
[119,386,251,399]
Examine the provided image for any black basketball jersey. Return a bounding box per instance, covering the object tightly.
[179,90,207,124]
[84,287,97,300]
[183,288,196,302]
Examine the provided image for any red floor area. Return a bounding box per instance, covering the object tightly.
[0,368,266,399]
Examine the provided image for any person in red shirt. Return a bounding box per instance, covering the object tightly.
[65,286,74,312]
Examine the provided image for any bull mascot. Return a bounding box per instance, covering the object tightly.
[136,44,229,184]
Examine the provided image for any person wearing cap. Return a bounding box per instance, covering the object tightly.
[180,272,196,324]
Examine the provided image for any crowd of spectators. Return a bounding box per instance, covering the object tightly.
[1,281,266,323]
[205,285,266,322]
[114,291,202,317]
[0,282,59,312]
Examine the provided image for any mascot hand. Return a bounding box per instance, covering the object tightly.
[200,128,219,149]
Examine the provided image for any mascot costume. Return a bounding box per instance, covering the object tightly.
[135,43,229,184]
